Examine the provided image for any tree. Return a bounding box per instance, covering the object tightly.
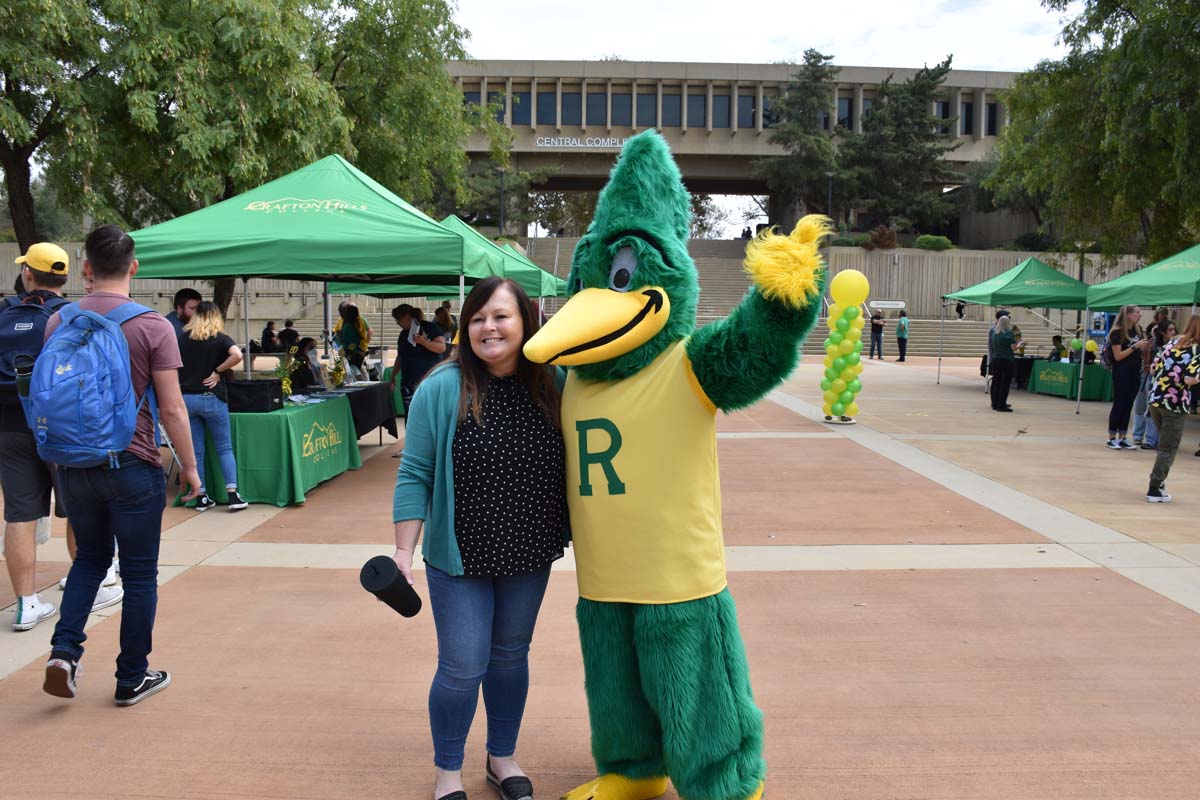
[967,150,1049,229]
[0,2,105,250]
[836,57,961,231]
[756,50,838,218]
[689,195,732,239]
[993,1,1200,259]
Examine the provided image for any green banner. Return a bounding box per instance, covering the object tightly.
[1026,361,1113,401]
[185,395,363,507]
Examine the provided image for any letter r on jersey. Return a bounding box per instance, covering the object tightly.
[576,418,625,496]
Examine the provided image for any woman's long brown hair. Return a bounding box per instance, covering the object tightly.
[1175,314,1200,349]
[1112,304,1143,345]
[445,277,560,428]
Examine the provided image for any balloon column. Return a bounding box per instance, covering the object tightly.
[820,269,871,423]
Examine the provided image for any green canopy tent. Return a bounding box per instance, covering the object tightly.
[130,155,507,374]
[1086,243,1200,311]
[439,215,558,299]
[938,257,1093,411]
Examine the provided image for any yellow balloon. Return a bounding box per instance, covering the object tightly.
[841,369,856,383]
[853,363,864,375]
[831,378,846,392]
[830,269,870,306]
[838,339,855,354]
[846,402,860,416]
[1085,339,1099,353]
[824,355,834,367]
[827,303,843,321]
[851,317,865,330]
[823,390,838,404]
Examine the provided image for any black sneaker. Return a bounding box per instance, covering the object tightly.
[114,669,172,707]
[226,490,248,511]
[194,494,216,512]
[43,651,81,698]
[1146,486,1172,503]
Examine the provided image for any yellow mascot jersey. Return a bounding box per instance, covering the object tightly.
[562,339,726,604]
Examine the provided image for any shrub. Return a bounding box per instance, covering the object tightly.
[1013,231,1057,252]
[863,225,897,250]
[914,234,954,251]
[830,236,859,247]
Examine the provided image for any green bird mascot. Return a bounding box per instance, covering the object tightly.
[524,131,828,800]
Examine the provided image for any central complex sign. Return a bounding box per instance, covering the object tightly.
[535,137,631,149]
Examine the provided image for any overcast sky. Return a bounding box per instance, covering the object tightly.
[453,0,1070,72]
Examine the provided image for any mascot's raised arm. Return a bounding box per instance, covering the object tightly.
[524,130,828,800]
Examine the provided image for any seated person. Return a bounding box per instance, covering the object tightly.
[290,337,325,393]
[1048,335,1067,360]
[261,321,280,353]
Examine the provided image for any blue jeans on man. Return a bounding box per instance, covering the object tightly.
[425,563,552,770]
[184,392,238,490]
[51,453,165,687]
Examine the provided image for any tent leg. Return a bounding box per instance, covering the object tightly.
[243,278,252,379]
[323,284,331,358]
[459,273,465,307]
[1075,306,1088,414]
[937,298,945,384]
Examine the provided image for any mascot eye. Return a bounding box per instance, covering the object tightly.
[608,247,638,292]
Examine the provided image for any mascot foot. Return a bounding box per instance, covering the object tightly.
[560,774,669,800]
[743,782,765,800]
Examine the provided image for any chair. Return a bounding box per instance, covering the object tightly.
[159,422,181,484]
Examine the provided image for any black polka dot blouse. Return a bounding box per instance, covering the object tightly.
[451,375,567,576]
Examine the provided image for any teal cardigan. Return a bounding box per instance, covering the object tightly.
[392,363,567,576]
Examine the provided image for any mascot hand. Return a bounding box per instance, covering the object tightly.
[743,214,832,310]
[559,774,669,800]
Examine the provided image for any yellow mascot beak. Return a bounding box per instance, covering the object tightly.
[523,287,671,365]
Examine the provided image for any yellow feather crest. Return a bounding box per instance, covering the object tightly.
[742,215,832,308]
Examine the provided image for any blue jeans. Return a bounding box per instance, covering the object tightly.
[1132,373,1152,441]
[184,392,238,490]
[51,453,166,687]
[870,330,884,358]
[425,563,552,770]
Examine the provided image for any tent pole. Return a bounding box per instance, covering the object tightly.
[323,284,331,358]
[459,273,465,308]
[1075,306,1088,414]
[243,278,252,379]
[937,297,945,384]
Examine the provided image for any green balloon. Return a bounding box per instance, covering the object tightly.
[829,330,844,344]
[849,379,862,393]
[823,338,833,349]
[831,402,845,416]
[1070,338,1083,350]
[846,353,861,366]
[820,379,832,391]
[854,341,863,353]
[845,306,860,319]
[832,357,847,372]
[835,318,850,332]
[839,390,854,405]
[825,368,838,381]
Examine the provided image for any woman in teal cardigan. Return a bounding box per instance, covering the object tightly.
[393,277,569,800]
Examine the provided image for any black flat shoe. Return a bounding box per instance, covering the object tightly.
[486,757,533,800]
[436,792,467,800]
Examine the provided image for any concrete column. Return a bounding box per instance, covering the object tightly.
[830,84,840,133]
[631,79,638,131]
[606,80,613,133]
[706,81,713,132]
[973,88,985,142]
[949,87,962,137]
[682,81,689,133]
[530,77,538,131]
[853,84,864,133]
[656,80,663,131]
[756,83,764,133]
[580,78,587,131]
[480,77,487,114]
[732,80,739,134]
[997,99,1009,134]
[504,77,512,127]
[556,78,562,132]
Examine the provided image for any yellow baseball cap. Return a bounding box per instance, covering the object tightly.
[15,242,70,275]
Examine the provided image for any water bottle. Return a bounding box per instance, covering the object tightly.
[13,355,35,397]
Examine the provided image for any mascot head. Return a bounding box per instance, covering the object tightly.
[524,131,698,382]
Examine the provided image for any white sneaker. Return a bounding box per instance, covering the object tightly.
[13,595,57,631]
[60,564,119,591]
[90,585,124,612]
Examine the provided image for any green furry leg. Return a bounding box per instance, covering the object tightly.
[633,590,765,800]
[577,598,667,779]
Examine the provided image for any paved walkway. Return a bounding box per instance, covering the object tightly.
[3,358,1199,799]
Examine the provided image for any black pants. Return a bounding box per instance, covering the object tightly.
[897,337,908,361]
[990,358,1014,409]
[1108,368,1141,435]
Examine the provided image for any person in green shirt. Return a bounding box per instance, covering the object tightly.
[990,315,1019,411]
[895,310,909,362]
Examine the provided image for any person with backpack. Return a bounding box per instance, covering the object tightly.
[1104,304,1152,450]
[38,225,201,707]
[0,243,75,631]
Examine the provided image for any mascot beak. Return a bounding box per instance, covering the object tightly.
[524,287,671,365]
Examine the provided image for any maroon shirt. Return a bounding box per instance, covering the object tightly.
[46,291,182,467]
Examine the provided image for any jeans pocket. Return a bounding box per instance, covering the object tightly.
[111,461,164,506]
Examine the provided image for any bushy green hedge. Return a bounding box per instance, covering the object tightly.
[914,234,954,251]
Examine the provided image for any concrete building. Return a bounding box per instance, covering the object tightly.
[448,59,1018,223]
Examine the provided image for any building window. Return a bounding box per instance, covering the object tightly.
[587,92,607,126]
[512,92,531,125]
[636,93,657,127]
[934,100,950,134]
[960,101,974,136]
[537,91,556,125]
[837,97,852,129]
[862,97,874,118]
[487,91,505,123]
[737,95,755,128]
[818,109,829,130]
[612,92,632,126]
[562,92,582,126]
[463,91,480,106]
[762,96,776,128]
[712,94,731,128]
[662,94,682,126]
[986,102,998,136]
[687,94,706,127]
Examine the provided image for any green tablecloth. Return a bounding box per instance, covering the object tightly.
[381,366,406,416]
[1026,361,1114,401]
[188,395,362,507]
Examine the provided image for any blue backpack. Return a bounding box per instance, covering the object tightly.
[22,302,158,468]
[0,293,70,385]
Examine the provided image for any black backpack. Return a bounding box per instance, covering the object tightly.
[0,292,70,383]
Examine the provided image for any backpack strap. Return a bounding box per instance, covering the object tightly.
[103,301,164,450]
